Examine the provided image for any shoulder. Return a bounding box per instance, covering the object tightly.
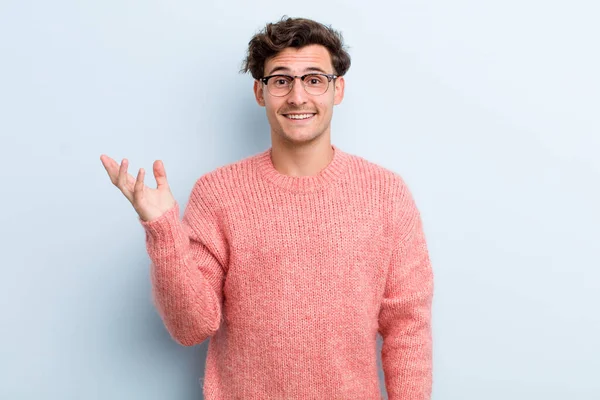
[344,149,421,231]
[187,150,263,202]
[343,149,413,197]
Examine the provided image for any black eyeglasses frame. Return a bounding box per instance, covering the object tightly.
[259,73,338,96]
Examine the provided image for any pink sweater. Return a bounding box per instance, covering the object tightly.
[140,144,434,400]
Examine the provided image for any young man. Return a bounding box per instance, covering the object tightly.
[100,17,433,400]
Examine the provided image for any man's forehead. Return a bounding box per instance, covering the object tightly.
[265,45,333,74]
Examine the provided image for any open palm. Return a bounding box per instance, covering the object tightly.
[100,155,176,222]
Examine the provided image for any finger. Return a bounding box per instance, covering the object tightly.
[153,160,169,189]
[118,159,134,202]
[134,168,145,202]
[100,155,120,184]
[101,155,137,188]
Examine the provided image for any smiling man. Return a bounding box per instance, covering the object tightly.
[101,16,433,400]
[252,43,345,159]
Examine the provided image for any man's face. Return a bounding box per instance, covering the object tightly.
[253,44,345,146]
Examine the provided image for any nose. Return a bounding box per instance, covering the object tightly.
[286,77,308,105]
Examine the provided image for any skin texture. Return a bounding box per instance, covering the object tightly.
[253,44,345,177]
[99,155,175,222]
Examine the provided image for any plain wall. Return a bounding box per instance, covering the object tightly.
[1,0,599,399]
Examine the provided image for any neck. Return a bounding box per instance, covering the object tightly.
[269,136,334,178]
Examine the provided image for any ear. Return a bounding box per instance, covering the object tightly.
[333,76,345,105]
[253,80,266,107]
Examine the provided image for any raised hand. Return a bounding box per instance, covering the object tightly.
[100,155,176,222]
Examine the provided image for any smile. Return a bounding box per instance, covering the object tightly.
[284,113,315,120]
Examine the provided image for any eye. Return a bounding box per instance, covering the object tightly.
[270,76,292,87]
[305,75,326,86]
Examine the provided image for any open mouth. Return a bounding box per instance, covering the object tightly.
[283,113,316,120]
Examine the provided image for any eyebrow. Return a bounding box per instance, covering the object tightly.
[265,66,330,76]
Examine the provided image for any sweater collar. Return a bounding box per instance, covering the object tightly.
[255,144,350,193]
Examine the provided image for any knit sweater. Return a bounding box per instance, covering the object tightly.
[139,144,434,400]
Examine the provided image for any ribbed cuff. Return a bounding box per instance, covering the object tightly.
[139,203,188,259]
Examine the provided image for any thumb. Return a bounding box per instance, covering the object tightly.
[153,160,169,189]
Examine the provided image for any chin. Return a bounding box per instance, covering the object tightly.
[281,130,322,144]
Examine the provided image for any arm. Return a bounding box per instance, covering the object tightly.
[140,177,228,346]
[379,184,434,399]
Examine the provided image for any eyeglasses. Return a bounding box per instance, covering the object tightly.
[259,73,338,97]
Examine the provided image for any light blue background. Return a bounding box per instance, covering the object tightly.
[1,1,599,399]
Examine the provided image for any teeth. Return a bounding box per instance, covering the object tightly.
[286,114,314,120]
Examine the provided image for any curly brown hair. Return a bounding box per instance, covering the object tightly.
[241,16,351,80]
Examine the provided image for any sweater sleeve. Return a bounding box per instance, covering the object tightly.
[379,184,434,400]
[139,177,228,347]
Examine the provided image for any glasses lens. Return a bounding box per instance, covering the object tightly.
[303,74,329,95]
[267,75,293,96]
